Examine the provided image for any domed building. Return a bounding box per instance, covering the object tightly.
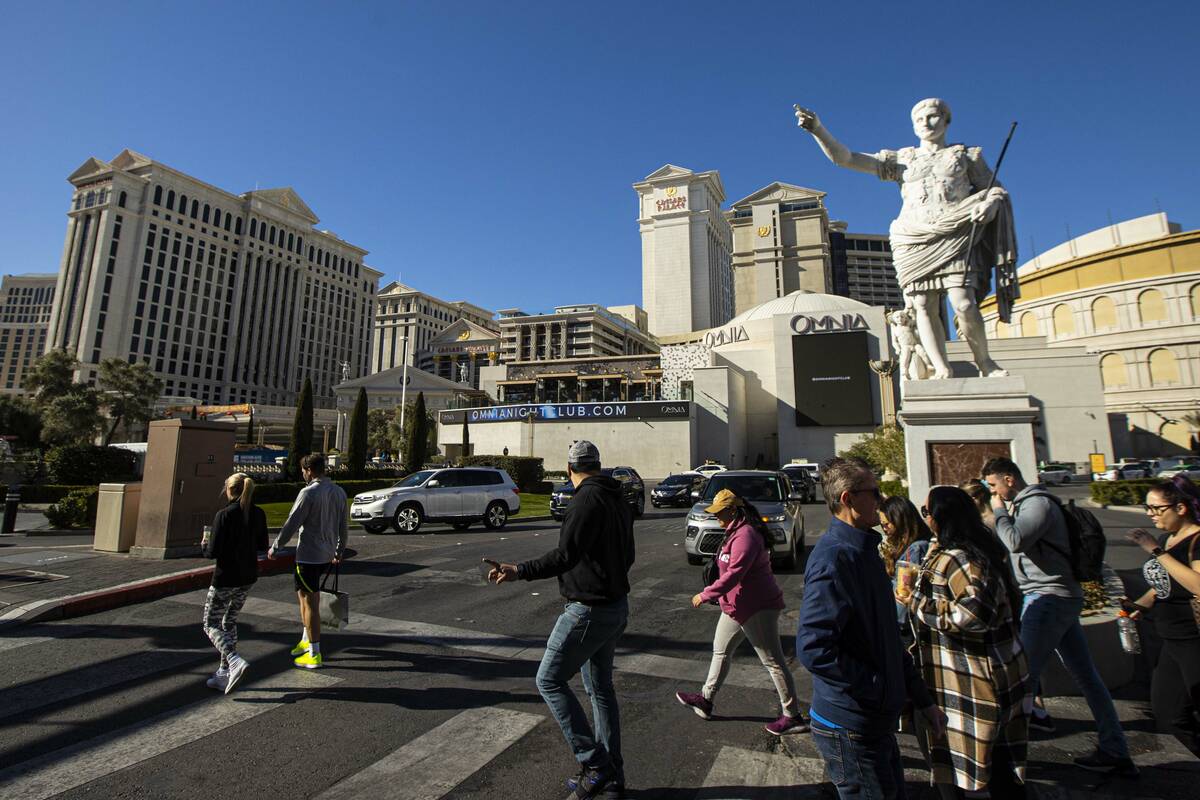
[979,213,1200,458]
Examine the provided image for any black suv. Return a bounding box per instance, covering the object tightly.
[781,465,818,504]
[551,466,645,520]
[651,472,707,508]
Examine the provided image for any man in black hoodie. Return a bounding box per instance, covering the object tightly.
[486,440,634,800]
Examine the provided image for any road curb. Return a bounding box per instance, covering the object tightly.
[0,553,296,631]
[1081,498,1144,513]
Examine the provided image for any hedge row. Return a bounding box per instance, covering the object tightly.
[45,445,138,485]
[1,484,94,504]
[459,455,545,492]
[251,478,400,504]
[1089,479,1158,507]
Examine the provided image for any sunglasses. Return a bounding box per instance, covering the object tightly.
[920,506,930,518]
[849,487,883,501]
[1144,503,1174,515]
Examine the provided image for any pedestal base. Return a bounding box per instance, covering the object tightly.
[899,376,1038,504]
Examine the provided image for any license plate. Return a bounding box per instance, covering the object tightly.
[351,510,368,519]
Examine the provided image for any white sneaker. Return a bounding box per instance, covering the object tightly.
[225,656,249,694]
[206,668,229,690]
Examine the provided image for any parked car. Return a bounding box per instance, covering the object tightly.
[1093,460,1154,481]
[1037,463,1076,485]
[1157,457,1200,480]
[683,470,804,570]
[350,467,520,534]
[550,466,645,521]
[651,472,706,508]
[780,464,818,503]
[694,463,727,477]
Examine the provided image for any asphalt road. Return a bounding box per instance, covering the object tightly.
[0,484,1192,799]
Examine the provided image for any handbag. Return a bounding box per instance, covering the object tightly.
[319,564,350,629]
[700,530,731,603]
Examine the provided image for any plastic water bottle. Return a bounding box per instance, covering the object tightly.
[1117,611,1141,655]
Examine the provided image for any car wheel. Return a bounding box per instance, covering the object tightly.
[634,494,645,517]
[1061,475,1071,485]
[484,501,509,530]
[452,521,471,531]
[392,504,423,534]
[687,554,704,566]
[363,522,388,535]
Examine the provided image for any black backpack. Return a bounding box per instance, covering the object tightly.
[1017,491,1106,583]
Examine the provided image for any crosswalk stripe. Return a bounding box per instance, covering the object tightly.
[0,633,56,654]
[0,647,209,721]
[699,745,828,798]
[0,669,341,800]
[171,591,781,690]
[314,707,542,799]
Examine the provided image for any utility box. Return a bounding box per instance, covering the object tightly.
[131,419,235,559]
[94,483,142,553]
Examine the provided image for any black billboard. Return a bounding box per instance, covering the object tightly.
[439,401,691,425]
[792,332,874,426]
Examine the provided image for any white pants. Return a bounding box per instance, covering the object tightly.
[703,608,800,718]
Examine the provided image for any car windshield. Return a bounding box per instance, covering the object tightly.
[393,470,435,488]
[701,474,784,503]
[660,474,695,486]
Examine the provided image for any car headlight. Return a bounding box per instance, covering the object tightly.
[761,514,787,523]
[688,512,715,522]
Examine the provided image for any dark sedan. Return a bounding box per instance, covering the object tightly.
[550,466,645,520]
[651,472,706,508]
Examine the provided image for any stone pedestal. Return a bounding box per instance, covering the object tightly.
[898,376,1038,505]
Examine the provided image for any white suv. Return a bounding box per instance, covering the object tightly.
[350,467,520,534]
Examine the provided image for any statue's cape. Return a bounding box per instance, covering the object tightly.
[890,190,1020,322]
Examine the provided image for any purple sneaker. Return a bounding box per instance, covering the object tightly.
[675,691,713,720]
[764,714,810,736]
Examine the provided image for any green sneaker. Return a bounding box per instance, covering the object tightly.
[294,651,323,669]
[290,639,309,656]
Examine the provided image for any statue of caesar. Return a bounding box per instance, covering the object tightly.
[795,99,1018,378]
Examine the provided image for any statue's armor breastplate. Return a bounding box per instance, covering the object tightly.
[897,146,973,225]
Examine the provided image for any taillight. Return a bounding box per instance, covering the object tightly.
[512,488,520,495]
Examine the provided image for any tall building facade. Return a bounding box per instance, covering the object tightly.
[0,273,56,393]
[634,165,733,337]
[47,150,381,408]
[829,226,904,309]
[371,281,494,373]
[496,304,656,363]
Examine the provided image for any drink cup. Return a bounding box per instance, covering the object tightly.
[201,525,213,547]
[896,561,918,600]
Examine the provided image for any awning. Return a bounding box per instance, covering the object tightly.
[497,379,536,385]
[536,372,581,379]
[578,374,627,380]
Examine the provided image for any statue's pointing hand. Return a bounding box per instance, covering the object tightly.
[794,105,820,132]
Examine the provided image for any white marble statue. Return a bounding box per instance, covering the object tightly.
[889,309,933,381]
[795,98,1018,379]
[339,361,350,383]
[458,362,469,384]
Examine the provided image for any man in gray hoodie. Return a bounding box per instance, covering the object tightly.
[269,453,347,669]
[983,457,1135,777]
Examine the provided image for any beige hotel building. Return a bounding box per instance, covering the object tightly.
[47,150,381,408]
[0,273,56,394]
[371,281,495,373]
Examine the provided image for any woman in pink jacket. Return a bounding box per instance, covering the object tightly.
[675,488,809,735]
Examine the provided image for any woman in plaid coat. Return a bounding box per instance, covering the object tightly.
[908,485,1031,797]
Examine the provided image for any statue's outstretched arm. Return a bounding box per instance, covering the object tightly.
[794,106,882,176]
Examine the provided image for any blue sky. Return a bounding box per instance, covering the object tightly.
[2,1,1197,315]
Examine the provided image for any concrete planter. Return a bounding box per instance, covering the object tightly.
[1040,566,1134,697]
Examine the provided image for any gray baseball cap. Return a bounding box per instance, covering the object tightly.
[568,439,600,466]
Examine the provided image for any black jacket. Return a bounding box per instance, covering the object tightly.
[519,475,634,603]
[204,501,269,588]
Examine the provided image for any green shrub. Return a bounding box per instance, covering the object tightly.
[250,478,400,505]
[459,455,544,492]
[1090,479,1156,507]
[44,445,137,485]
[879,480,908,499]
[44,488,99,529]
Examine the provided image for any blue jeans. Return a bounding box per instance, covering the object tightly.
[810,719,905,800]
[536,598,628,779]
[1021,593,1129,758]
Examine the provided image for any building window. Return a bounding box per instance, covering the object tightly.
[1138,288,1167,324]
[1091,296,1117,330]
[1099,353,1128,389]
[1019,311,1039,338]
[153,185,163,205]
[1148,348,1181,386]
[1191,284,1200,319]
[1051,304,1075,337]
[166,190,175,210]
[118,191,127,208]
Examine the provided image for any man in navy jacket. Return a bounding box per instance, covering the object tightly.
[797,458,945,799]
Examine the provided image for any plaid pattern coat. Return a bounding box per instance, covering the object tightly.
[908,548,1031,791]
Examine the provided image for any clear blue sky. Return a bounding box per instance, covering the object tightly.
[2,1,1197,315]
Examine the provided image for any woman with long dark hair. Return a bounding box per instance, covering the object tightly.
[908,486,1029,798]
[675,489,808,736]
[1125,476,1200,745]
[879,496,934,635]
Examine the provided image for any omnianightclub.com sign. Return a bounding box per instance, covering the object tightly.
[440,401,691,425]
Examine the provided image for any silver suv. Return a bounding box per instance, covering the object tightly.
[683,470,804,570]
[350,467,521,534]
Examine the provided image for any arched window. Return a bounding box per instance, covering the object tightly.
[1190,284,1200,319]
[85,191,95,207]
[235,217,243,235]
[224,212,232,231]
[190,199,199,218]
[1138,288,1167,324]
[202,204,210,223]
[153,185,163,205]
[249,219,257,238]
[288,233,295,251]
[298,237,303,255]
[1091,296,1117,330]
[118,191,127,208]
[1161,420,1190,450]
[98,189,107,205]
[308,245,314,261]
[166,190,175,210]
[178,194,188,215]
[1019,311,1039,337]
[73,195,82,210]
[1149,348,1181,386]
[1052,304,1075,337]
[1100,353,1129,389]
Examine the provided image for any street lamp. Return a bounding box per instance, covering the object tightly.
[398,335,410,445]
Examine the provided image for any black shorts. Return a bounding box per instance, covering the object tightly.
[294,563,329,594]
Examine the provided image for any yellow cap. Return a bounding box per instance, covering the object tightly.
[704,488,744,515]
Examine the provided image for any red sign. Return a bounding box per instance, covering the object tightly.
[656,196,687,212]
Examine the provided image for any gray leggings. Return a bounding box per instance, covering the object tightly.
[703,608,800,718]
[202,584,250,665]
